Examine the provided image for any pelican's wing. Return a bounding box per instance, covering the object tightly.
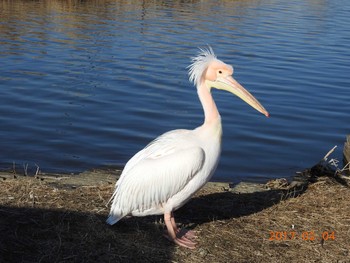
[107,130,205,224]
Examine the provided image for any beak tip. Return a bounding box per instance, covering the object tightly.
[265,112,270,118]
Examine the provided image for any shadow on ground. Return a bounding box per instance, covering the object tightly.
[0,205,174,263]
[0,178,308,263]
[176,185,307,228]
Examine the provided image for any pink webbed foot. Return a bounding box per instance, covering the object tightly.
[177,228,197,240]
[163,212,197,249]
[163,228,197,248]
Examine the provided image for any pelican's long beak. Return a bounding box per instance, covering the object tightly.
[206,76,269,117]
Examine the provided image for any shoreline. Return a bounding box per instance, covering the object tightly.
[1,163,349,262]
[0,167,299,195]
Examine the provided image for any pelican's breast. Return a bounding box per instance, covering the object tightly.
[164,119,223,212]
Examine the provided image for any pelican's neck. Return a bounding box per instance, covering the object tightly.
[197,82,221,126]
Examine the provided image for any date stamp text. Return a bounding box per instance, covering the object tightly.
[269,231,335,241]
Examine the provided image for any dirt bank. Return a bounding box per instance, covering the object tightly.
[0,167,349,263]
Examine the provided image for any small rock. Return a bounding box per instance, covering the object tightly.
[265,178,289,189]
[229,182,268,194]
[198,248,209,258]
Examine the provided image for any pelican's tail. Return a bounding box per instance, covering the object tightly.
[106,193,126,225]
[106,213,122,225]
[106,184,124,225]
[106,199,124,225]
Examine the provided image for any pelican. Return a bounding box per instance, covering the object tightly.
[107,47,269,249]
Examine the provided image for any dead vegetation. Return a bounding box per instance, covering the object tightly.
[0,162,349,263]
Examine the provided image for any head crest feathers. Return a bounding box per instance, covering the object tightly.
[188,46,218,86]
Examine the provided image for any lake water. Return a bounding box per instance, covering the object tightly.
[1,0,349,183]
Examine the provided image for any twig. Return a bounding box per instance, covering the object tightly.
[23,163,28,176]
[35,163,40,178]
[335,162,350,183]
[12,161,17,178]
[323,145,337,161]
[339,162,350,173]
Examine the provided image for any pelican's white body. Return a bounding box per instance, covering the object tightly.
[106,48,268,249]
[107,118,222,224]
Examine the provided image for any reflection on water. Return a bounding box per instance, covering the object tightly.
[1,0,349,182]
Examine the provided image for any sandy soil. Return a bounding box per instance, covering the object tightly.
[0,167,349,263]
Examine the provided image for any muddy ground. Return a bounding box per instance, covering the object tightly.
[0,167,349,263]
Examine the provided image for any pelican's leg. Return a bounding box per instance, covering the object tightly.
[164,212,196,249]
[170,212,178,231]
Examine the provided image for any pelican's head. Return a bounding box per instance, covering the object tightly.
[188,47,269,117]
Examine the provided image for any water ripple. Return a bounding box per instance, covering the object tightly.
[1,0,349,182]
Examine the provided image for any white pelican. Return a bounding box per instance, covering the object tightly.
[107,47,269,249]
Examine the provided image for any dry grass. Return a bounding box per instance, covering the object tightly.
[0,171,349,263]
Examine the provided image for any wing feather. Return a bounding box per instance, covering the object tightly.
[107,130,205,224]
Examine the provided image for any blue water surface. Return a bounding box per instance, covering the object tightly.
[1,0,349,182]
